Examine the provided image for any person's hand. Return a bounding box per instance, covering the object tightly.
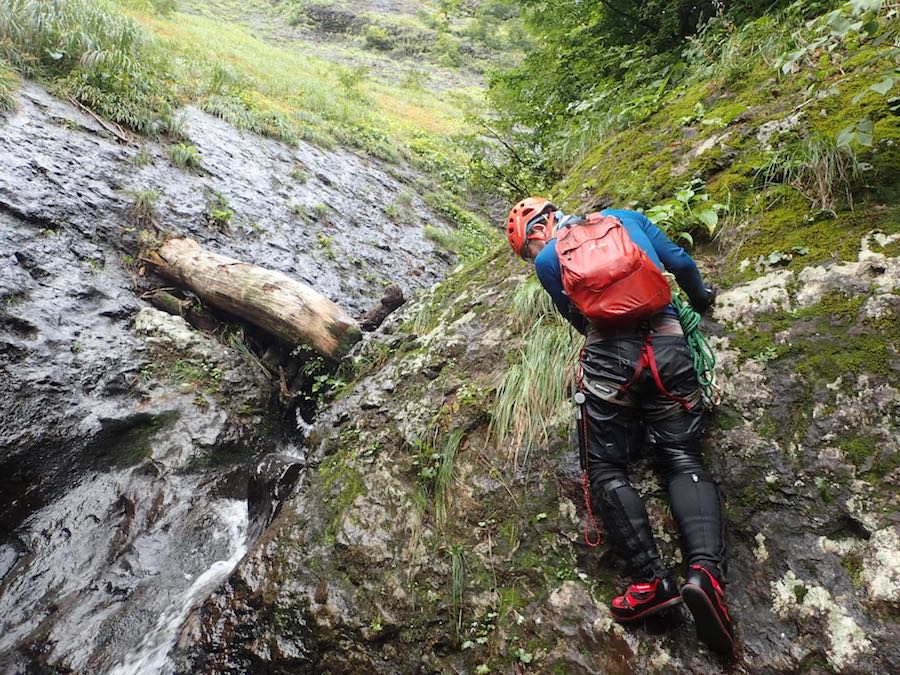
[695,286,717,315]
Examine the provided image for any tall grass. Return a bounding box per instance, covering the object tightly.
[0,0,176,133]
[490,320,580,466]
[448,544,465,638]
[435,428,465,528]
[759,134,867,212]
[0,60,16,111]
[511,276,556,331]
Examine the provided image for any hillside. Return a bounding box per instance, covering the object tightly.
[1,1,898,674]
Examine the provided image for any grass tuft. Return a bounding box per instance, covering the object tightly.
[0,60,16,111]
[435,428,465,528]
[448,544,466,638]
[129,188,159,226]
[168,142,201,171]
[490,320,580,466]
[759,134,868,213]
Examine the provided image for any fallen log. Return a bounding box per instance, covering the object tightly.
[144,236,360,358]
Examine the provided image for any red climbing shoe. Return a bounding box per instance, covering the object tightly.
[610,576,682,622]
[682,564,735,655]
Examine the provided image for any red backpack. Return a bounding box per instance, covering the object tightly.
[555,213,671,326]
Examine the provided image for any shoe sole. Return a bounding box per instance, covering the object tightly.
[612,595,683,623]
[682,583,735,655]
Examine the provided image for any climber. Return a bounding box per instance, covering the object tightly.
[506,197,734,655]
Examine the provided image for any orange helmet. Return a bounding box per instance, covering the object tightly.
[506,197,557,258]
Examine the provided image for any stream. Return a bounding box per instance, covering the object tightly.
[0,82,451,673]
[109,499,249,675]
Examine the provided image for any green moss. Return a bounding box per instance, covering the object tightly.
[708,101,748,126]
[720,185,876,286]
[152,358,224,394]
[319,451,367,537]
[838,432,900,482]
[840,552,865,589]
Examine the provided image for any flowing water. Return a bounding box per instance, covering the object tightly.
[108,499,249,675]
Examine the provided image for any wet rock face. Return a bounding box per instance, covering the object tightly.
[0,82,454,673]
[183,234,899,673]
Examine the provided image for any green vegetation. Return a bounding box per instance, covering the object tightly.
[128,188,159,226]
[202,189,233,230]
[758,133,868,212]
[646,179,727,245]
[0,60,17,111]
[490,322,578,465]
[448,543,466,638]
[0,0,177,133]
[168,142,201,170]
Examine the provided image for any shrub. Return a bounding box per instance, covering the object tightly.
[363,25,393,51]
[0,0,176,133]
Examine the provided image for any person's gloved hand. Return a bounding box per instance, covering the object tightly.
[694,286,718,315]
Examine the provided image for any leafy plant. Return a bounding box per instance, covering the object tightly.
[775,0,884,75]
[336,65,369,101]
[169,142,201,170]
[645,179,726,245]
[204,190,233,230]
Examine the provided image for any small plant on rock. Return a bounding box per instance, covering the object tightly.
[645,179,726,245]
[169,142,201,171]
[129,189,160,227]
[204,189,233,231]
[0,62,17,111]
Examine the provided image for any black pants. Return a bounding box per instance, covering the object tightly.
[577,336,727,582]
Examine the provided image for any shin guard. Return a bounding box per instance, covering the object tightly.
[668,470,727,579]
[596,477,669,581]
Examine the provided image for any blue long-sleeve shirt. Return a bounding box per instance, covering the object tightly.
[534,209,707,334]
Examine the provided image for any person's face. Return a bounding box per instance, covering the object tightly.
[523,224,548,262]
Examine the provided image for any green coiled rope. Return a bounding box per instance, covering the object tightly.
[672,294,718,406]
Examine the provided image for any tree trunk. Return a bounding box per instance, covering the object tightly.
[144,236,360,359]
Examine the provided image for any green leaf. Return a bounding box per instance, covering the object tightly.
[862,18,880,35]
[828,12,852,36]
[461,640,474,650]
[677,231,694,246]
[836,125,855,147]
[675,188,694,204]
[791,246,810,256]
[856,117,874,146]
[870,78,894,95]
[695,209,718,229]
